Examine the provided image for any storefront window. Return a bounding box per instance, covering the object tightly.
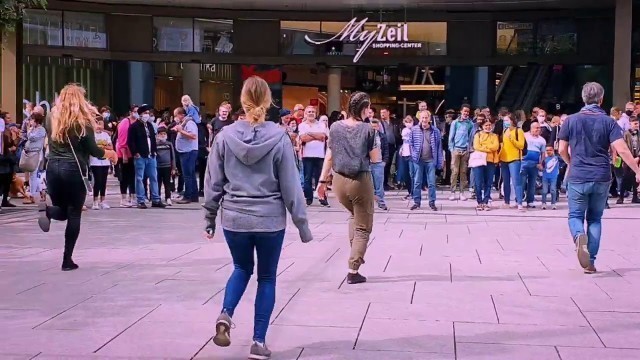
[63,12,107,49]
[194,19,233,53]
[23,10,63,46]
[154,17,194,52]
[281,21,322,55]
[537,20,577,55]
[496,22,535,55]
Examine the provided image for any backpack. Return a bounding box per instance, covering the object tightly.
[515,128,528,157]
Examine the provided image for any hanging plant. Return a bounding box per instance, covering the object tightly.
[1,0,47,34]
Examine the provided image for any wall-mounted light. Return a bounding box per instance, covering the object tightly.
[399,85,445,91]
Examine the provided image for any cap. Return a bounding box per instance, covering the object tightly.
[279,108,291,118]
[137,104,152,115]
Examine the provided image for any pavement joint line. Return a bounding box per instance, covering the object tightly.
[517,272,532,296]
[352,302,371,350]
[446,234,449,244]
[410,281,416,304]
[166,246,202,263]
[490,295,500,324]
[32,295,95,329]
[608,268,630,282]
[554,346,562,360]
[325,248,340,263]
[383,255,392,272]
[537,256,551,272]
[467,225,471,234]
[419,243,423,256]
[18,249,54,258]
[215,261,231,272]
[453,322,458,360]
[475,249,482,264]
[449,263,452,283]
[93,304,162,353]
[202,287,225,305]
[270,288,300,325]
[277,261,296,277]
[28,352,42,360]
[16,282,45,295]
[295,348,305,360]
[190,335,213,360]
[496,238,505,250]
[592,282,613,300]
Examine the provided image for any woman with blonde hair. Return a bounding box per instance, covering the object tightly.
[180,94,202,124]
[204,76,311,359]
[37,84,118,271]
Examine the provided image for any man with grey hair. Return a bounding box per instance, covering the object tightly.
[558,82,640,274]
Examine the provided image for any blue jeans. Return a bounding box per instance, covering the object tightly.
[302,157,323,201]
[370,162,386,206]
[521,163,538,205]
[134,156,160,203]
[179,150,198,201]
[221,229,285,343]
[396,155,412,194]
[472,163,495,205]
[501,161,523,205]
[567,181,609,264]
[542,176,558,205]
[410,160,436,205]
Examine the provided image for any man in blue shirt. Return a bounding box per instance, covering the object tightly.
[559,82,640,274]
[522,122,547,207]
[173,107,200,204]
[448,104,474,201]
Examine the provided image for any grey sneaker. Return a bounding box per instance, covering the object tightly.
[212,312,233,347]
[249,341,272,360]
[575,234,590,269]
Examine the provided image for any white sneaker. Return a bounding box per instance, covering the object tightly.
[449,192,457,201]
[460,192,468,201]
[120,199,131,208]
[92,203,100,210]
[518,205,524,211]
[542,204,547,210]
[166,199,172,206]
[100,202,110,210]
[552,205,557,210]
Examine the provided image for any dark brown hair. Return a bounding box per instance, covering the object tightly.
[347,92,371,121]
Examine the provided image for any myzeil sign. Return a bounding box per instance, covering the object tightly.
[304,18,422,63]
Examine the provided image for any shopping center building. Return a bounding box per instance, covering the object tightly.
[0,0,637,120]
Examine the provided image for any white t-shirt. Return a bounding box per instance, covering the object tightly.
[400,127,412,156]
[90,132,112,166]
[299,120,327,158]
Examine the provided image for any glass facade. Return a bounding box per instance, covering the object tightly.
[496,22,535,55]
[23,10,63,46]
[63,12,107,49]
[537,20,577,55]
[153,17,195,52]
[194,19,233,53]
[496,20,577,55]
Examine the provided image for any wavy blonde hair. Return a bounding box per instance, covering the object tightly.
[50,84,99,142]
[241,76,272,126]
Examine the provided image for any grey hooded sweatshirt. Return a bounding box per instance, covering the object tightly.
[203,120,312,242]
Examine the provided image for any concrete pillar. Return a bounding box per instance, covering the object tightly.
[327,67,342,114]
[128,62,154,106]
[182,63,200,107]
[473,66,489,108]
[613,0,632,107]
[1,32,18,121]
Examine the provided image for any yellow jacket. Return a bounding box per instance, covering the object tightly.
[473,131,500,163]
[499,128,525,163]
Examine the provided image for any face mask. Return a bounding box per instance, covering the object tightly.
[537,116,546,122]
[133,113,140,119]
[141,114,150,122]
[626,110,634,116]
[503,120,512,129]
[288,125,296,132]
[102,112,110,119]
[158,136,167,142]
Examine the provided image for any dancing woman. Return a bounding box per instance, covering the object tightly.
[38,84,118,271]
[317,92,375,284]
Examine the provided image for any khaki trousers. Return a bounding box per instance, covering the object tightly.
[333,172,374,271]
[450,149,470,192]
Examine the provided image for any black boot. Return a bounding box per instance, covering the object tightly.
[61,256,79,271]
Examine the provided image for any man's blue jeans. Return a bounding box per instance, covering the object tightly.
[410,160,436,206]
[302,157,323,201]
[134,156,160,204]
[179,150,198,202]
[542,176,558,205]
[567,181,609,264]
[501,161,523,205]
[221,229,285,343]
[521,163,538,205]
[472,163,496,205]
[370,162,386,207]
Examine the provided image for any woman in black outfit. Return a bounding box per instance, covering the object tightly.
[38,84,118,271]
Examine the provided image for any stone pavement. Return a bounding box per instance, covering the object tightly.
[2,188,640,360]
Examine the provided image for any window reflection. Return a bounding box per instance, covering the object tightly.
[496,22,535,55]
[153,17,194,52]
[23,10,63,46]
[194,19,233,54]
[537,20,577,55]
[63,12,107,49]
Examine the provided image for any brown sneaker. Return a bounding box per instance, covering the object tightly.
[574,234,591,269]
[347,272,367,284]
[583,265,597,274]
[212,312,233,347]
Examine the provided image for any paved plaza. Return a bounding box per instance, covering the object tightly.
[2,186,640,360]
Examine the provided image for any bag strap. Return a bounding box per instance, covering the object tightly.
[66,135,88,179]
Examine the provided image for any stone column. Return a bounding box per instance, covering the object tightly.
[327,67,342,114]
[182,63,200,106]
[473,66,489,108]
[613,0,632,106]
[1,32,18,121]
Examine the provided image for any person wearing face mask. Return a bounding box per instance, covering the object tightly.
[617,116,640,204]
[471,118,500,210]
[618,102,635,132]
[536,109,552,144]
[116,105,138,207]
[127,104,166,209]
[499,113,526,210]
[173,106,199,204]
[155,127,176,206]
[100,106,115,135]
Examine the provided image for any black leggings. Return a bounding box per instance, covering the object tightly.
[46,159,86,260]
[118,158,135,196]
[0,172,12,203]
[91,166,109,198]
[157,167,172,200]
[198,157,207,192]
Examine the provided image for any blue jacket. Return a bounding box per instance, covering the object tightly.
[409,126,443,169]
[186,104,201,124]
[448,118,474,152]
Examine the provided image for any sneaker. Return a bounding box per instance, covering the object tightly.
[151,201,166,208]
[92,203,100,210]
[137,202,148,209]
[37,203,50,233]
[166,199,172,206]
[175,199,192,205]
[616,197,624,204]
[306,198,313,206]
[517,205,524,211]
[552,205,557,210]
[249,341,272,360]
[378,204,389,211]
[120,199,131,208]
[449,192,457,201]
[460,192,468,201]
[484,203,491,211]
[212,312,234,347]
[526,203,536,209]
[583,264,597,274]
[100,202,110,210]
[410,203,420,211]
[574,234,590,269]
[347,272,367,284]
[429,202,438,211]
[541,204,547,210]
[318,198,330,207]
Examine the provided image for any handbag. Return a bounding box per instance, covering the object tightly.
[19,148,41,172]
[469,150,487,168]
[67,135,93,193]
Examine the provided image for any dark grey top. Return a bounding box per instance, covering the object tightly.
[420,128,433,161]
[328,121,374,177]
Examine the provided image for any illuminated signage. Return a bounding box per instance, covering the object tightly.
[304,18,422,63]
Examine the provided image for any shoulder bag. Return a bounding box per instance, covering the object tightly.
[67,135,93,193]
